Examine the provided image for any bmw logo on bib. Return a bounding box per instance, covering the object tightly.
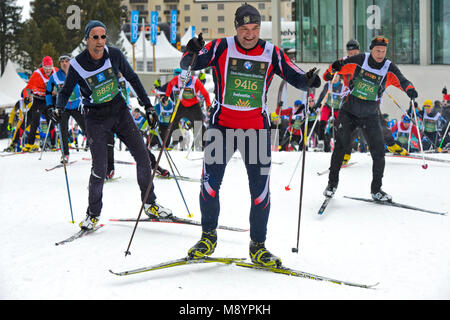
[96,72,106,83]
[244,61,253,71]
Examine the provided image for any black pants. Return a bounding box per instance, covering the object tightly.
[27,98,55,146]
[328,109,385,193]
[60,108,87,156]
[168,102,205,150]
[84,97,156,216]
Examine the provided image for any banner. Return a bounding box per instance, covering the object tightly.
[150,11,158,45]
[130,10,139,44]
[191,26,196,38]
[170,10,177,44]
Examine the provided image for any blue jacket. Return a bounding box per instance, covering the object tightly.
[46,70,81,110]
[154,100,175,125]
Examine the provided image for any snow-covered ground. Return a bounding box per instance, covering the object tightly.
[0,138,449,300]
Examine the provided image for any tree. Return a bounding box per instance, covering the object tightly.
[16,0,124,73]
[0,0,22,75]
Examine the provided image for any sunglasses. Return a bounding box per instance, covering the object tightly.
[43,66,53,71]
[91,34,106,40]
[372,36,389,45]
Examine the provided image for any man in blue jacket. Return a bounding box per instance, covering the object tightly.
[53,20,172,230]
[46,54,85,163]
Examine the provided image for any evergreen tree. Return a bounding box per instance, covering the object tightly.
[16,0,124,73]
[0,0,22,75]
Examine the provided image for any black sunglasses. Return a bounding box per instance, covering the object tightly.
[91,34,107,40]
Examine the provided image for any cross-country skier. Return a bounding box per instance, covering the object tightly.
[22,56,58,152]
[53,20,172,230]
[181,3,321,267]
[324,36,418,202]
[46,54,85,163]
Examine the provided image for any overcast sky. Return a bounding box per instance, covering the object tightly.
[16,0,31,21]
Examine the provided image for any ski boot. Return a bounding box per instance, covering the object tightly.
[323,183,337,198]
[60,155,69,164]
[4,143,16,152]
[105,169,115,180]
[22,143,38,152]
[154,165,170,177]
[249,241,282,268]
[144,202,172,219]
[371,189,392,202]
[342,153,351,166]
[188,230,217,259]
[79,210,100,230]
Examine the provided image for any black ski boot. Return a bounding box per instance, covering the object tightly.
[188,230,217,259]
[249,241,282,268]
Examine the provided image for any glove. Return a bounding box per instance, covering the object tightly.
[406,88,418,100]
[186,33,205,54]
[387,143,408,156]
[7,124,12,132]
[24,96,32,105]
[145,104,158,129]
[305,68,321,88]
[331,60,344,72]
[443,87,447,95]
[161,95,169,105]
[48,107,62,123]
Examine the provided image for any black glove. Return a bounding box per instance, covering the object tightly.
[48,107,62,123]
[24,96,32,105]
[443,87,447,95]
[186,33,205,54]
[406,88,418,100]
[331,60,344,73]
[305,68,321,88]
[145,104,158,129]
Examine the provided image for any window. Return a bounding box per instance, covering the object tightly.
[201,28,209,34]
[201,16,208,22]
[184,16,190,23]
[258,3,265,10]
[218,16,224,22]
[217,4,224,10]
[218,28,225,34]
[201,4,208,10]
[155,5,161,11]
[355,0,419,64]
[432,0,450,64]
[296,0,343,63]
[184,4,190,11]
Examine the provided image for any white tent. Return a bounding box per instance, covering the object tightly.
[181,25,197,47]
[0,91,16,109]
[130,31,182,73]
[0,60,26,108]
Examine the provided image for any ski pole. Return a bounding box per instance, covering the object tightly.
[155,129,193,218]
[57,123,75,223]
[292,82,314,254]
[39,119,53,160]
[410,99,428,169]
[124,52,199,257]
[438,121,450,152]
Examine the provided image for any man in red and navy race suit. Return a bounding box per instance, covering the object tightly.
[182,3,321,267]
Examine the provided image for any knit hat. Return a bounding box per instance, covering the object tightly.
[234,3,261,28]
[346,39,360,51]
[370,36,389,50]
[84,20,107,39]
[42,56,53,67]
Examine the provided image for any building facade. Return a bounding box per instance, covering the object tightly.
[121,0,293,40]
[294,0,450,65]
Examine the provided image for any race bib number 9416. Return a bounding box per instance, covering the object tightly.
[224,58,267,108]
